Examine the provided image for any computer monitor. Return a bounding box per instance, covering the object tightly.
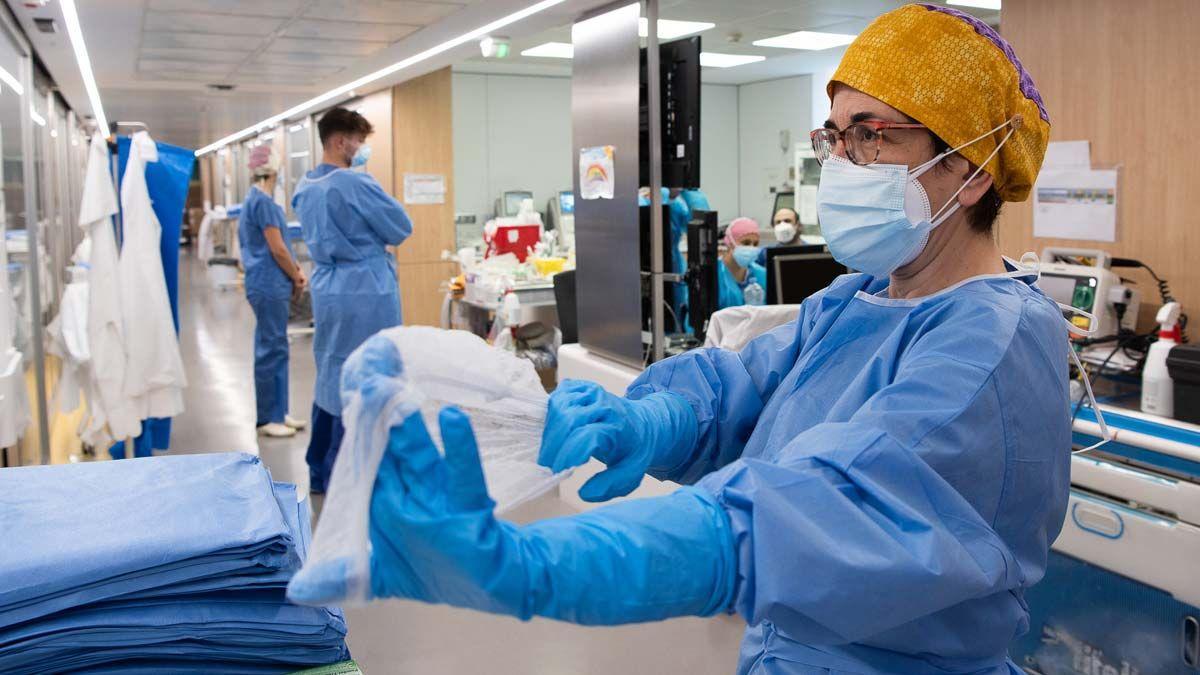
[686,210,719,341]
[765,245,847,305]
[559,190,575,215]
[639,36,701,188]
[503,190,533,217]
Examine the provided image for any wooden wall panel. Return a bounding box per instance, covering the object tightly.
[358,88,395,197]
[397,261,457,327]
[391,68,456,326]
[998,0,1200,315]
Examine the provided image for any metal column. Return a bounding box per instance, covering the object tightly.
[645,0,665,363]
[571,2,642,368]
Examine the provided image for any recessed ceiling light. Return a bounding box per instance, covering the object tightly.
[521,41,574,58]
[752,30,856,51]
[197,0,568,156]
[638,18,714,40]
[699,52,765,68]
[948,0,1001,9]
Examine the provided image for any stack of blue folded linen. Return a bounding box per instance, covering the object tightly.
[0,452,348,674]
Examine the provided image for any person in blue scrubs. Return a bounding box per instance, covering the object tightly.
[718,217,767,308]
[292,107,412,493]
[334,6,1072,674]
[238,146,306,438]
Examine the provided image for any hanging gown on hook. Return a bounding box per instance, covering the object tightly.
[117,131,187,422]
[80,133,141,446]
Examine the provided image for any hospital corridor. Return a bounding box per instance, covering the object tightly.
[3,0,1200,674]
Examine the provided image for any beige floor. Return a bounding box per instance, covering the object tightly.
[170,252,746,674]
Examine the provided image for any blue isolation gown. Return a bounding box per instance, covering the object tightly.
[627,267,1071,674]
[292,165,412,417]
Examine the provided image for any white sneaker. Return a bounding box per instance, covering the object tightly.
[284,415,308,430]
[258,422,297,438]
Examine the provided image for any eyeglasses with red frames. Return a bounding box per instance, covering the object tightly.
[809,120,928,166]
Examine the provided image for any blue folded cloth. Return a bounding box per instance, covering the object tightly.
[0,453,295,628]
[0,453,348,674]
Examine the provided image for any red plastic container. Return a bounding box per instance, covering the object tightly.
[487,223,542,262]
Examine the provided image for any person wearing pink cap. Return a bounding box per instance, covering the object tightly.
[238,144,307,438]
[717,217,766,309]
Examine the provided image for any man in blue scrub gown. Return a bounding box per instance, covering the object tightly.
[292,107,412,493]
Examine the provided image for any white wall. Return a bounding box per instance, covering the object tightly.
[453,72,823,231]
[453,74,743,222]
[699,83,739,220]
[452,73,573,220]
[736,75,813,228]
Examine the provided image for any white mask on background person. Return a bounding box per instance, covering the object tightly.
[774,222,798,244]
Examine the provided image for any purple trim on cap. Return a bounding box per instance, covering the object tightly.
[918,3,1049,123]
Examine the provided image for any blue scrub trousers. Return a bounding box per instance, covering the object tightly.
[305,404,345,493]
[247,292,289,427]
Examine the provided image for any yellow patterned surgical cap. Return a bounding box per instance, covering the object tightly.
[829,3,1049,202]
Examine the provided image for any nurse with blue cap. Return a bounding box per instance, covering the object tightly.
[292,107,412,492]
[238,145,306,438]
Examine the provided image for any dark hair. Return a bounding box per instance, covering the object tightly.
[774,206,799,221]
[318,107,373,146]
[930,134,1003,235]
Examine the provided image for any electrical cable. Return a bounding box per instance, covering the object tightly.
[1111,257,1189,343]
[1071,341,1124,426]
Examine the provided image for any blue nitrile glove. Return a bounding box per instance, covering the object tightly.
[538,379,699,502]
[331,407,734,623]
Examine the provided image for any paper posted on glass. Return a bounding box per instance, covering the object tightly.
[403,173,446,205]
[1033,140,1118,242]
[579,145,615,200]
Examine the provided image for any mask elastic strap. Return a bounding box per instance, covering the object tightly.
[1068,345,1112,454]
[1058,303,1100,337]
[929,118,1022,222]
[999,252,1043,283]
[908,117,1018,177]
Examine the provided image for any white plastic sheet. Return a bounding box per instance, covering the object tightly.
[704,304,802,352]
[295,326,564,605]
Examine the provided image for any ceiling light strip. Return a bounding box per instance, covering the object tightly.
[29,107,45,126]
[196,0,566,156]
[59,0,107,133]
[0,65,23,96]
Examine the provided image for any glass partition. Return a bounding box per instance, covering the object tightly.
[285,117,312,217]
[0,20,39,464]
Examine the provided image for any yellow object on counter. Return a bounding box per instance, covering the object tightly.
[531,257,567,278]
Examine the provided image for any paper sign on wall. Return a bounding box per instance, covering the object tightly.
[403,173,446,205]
[1033,168,1118,242]
[1042,140,1091,169]
[579,145,615,200]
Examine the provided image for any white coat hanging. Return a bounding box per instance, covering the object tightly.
[79,133,141,445]
[117,131,187,422]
